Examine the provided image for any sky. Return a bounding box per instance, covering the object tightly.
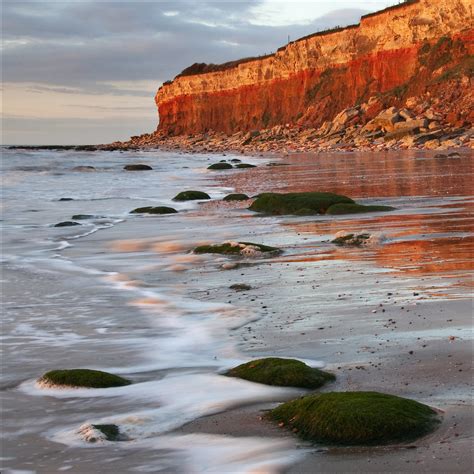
[2,0,399,145]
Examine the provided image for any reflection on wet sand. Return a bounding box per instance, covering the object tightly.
[223,150,473,286]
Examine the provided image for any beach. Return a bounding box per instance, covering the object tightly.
[1,147,472,473]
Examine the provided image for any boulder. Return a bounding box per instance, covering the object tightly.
[131,206,177,214]
[123,164,153,171]
[54,221,81,227]
[37,369,131,389]
[207,162,233,170]
[173,191,211,201]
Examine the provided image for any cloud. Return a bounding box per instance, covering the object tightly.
[2,0,395,144]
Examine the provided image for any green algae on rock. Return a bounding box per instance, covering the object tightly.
[123,164,153,171]
[208,162,233,170]
[37,369,131,389]
[173,190,211,201]
[131,206,178,214]
[249,192,354,215]
[235,163,256,168]
[223,193,250,201]
[194,241,280,256]
[269,391,440,445]
[326,203,395,215]
[226,357,335,389]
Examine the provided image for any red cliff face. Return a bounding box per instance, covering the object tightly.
[156,0,473,136]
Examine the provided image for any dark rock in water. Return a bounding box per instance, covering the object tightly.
[223,193,249,201]
[194,241,280,256]
[173,190,211,201]
[230,159,242,163]
[59,198,74,201]
[229,283,252,291]
[269,391,440,445]
[325,203,395,215]
[123,164,153,171]
[73,166,96,172]
[72,214,95,220]
[93,424,121,441]
[131,206,177,215]
[448,152,461,157]
[54,221,81,227]
[207,162,233,170]
[249,192,354,215]
[235,163,256,169]
[226,357,335,389]
[434,153,448,158]
[37,368,131,389]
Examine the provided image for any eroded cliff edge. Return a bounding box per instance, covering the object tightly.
[155,0,473,137]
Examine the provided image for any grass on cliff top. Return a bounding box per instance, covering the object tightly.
[208,162,233,170]
[226,358,335,389]
[223,193,250,201]
[325,203,395,215]
[131,206,177,214]
[269,391,440,445]
[39,369,131,389]
[249,192,354,215]
[173,190,211,201]
[193,242,280,255]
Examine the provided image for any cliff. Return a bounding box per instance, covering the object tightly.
[155,0,473,136]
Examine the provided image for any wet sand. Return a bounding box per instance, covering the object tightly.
[2,148,472,473]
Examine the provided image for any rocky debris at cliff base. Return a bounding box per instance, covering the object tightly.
[105,80,473,153]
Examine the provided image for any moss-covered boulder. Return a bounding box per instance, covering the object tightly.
[226,358,335,389]
[223,193,249,201]
[235,163,256,169]
[208,162,233,170]
[37,369,131,389]
[249,192,354,215]
[54,221,81,227]
[194,241,280,257]
[326,203,395,215]
[269,391,440,445]
[123,164,152,171]
[173,190,211,201]
[131,206,177,215]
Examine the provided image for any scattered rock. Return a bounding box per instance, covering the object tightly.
[207,162,233,170]
[226,358,335,389]
[78,423,121,442]
[73,166,96,172]
[194,241,281,257]
[332,231,386,246]
[37,369,131,389]
[269,391,440,444]
[326,203,395,215]
[131,206,178,214]
[54,221,81,227]
[173,190,211,201]
[58,198,74,201]
[123,164,153,171]
[71,214,95,220]
[234,163,256,168]
[223,193,249,201]
[229,283,252,291]
[249,192,354,215]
